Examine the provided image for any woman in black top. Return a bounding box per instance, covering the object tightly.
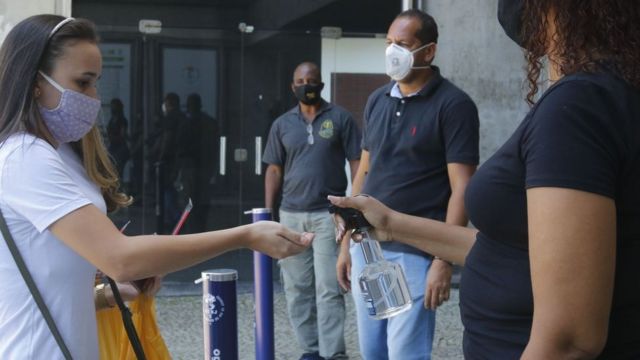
[330,0,640,358]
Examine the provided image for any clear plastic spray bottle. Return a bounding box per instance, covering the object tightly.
[329,206,412,319]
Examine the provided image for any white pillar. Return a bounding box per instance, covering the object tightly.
[0,0,72,45]
[55,0,72,17]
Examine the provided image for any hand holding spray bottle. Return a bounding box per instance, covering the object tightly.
[329,205,412,319]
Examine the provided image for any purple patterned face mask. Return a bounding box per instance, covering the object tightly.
[38,71,100,143]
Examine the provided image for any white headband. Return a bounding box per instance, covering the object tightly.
[49,17,75,39]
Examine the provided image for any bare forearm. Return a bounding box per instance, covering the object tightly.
[106,226,250,282]
[265,166,282,208]
[445,189,468,226]
[387,210,476,265]
[352,151,369,195]
[339,231,351,255]
[348,160,360,183]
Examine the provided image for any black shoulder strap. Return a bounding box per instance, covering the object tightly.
[106,277,147,360]
[0,207,73,360]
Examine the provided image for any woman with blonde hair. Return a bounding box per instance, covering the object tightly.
[0,14,313,359]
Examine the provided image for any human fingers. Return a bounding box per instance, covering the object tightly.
[271,224,314,259]
[434,282,451,308]
[143,276,163,296]
[442,286,451,302]
[336,260,351,292]
[115,282,140,302]
[329,195,392,236]
[424,286,434,310]
[432,287,442,309]
[328,195,370,212]
[279,225,314,248]
[332,214,348,243]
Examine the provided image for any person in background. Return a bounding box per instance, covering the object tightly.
[149,92,184,232]
[331,0,640,358]
[263,62,361,360]
[181,93,218,233]
[106,98,129,178]
[0,15,313,359]
[336,9,479,360]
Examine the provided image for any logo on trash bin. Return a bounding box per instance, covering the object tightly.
[204,294,225,323]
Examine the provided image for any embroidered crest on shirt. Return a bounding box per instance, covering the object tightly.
[319,119,334,139]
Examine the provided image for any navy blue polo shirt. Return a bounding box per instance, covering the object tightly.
[462,69,640,358]
[263,100,361,212]
[362,66,479,222]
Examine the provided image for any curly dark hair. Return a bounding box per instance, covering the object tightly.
[521,0,640,105]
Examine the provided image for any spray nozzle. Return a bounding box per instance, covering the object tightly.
[328,205,372,231]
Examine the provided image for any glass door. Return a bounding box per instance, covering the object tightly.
[97,24,322,281]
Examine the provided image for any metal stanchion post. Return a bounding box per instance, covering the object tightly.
[200,269,238,360]
[246,208,274,360]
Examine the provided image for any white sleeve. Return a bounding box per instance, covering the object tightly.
[1,140,92,232]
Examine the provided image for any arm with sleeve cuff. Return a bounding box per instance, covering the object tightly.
[520,80,621,358]
[265,164,283,210]
[424,97,479,309]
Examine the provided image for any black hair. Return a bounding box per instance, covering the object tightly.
[395,9,439,45]
[0,15,98,143]
[292,62,321,82]
[522,0,640,104]
[186,93,202,112]
[110,98,124,117]
[164,92,180,109]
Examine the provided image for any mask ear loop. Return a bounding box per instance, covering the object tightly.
[38,71,64,92]
[411,42,435,70]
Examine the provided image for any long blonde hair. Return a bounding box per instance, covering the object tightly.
[70,127,132,213]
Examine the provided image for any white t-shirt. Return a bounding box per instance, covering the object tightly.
[0,133,106,359]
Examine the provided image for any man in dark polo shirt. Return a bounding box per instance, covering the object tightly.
[336,10,479,359]
[263,62,361,360]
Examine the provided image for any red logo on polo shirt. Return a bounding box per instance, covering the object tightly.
[410,125,417,137]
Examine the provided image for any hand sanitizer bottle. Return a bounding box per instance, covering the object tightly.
[329,206,412,319]
[357,227,412,319]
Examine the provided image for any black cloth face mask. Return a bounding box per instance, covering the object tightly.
[498,0,525,48]
[294,83,324,105]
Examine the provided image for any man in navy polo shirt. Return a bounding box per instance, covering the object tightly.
[336,10,479,359]
[263,62,361,360]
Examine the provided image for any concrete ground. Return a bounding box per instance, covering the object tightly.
[155,282,463,360]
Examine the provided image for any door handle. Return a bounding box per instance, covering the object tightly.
[219,136,226,176]
[255,136,262,175]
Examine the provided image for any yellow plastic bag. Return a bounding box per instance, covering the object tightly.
[97,294,171,360]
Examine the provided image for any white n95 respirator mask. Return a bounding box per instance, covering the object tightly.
[385,43,432,81]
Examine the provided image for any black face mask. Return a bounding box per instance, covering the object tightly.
[498,0,525,48]
[293,83,324,105]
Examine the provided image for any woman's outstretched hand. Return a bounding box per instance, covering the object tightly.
[328,195,394,243]
[246,221,314,259]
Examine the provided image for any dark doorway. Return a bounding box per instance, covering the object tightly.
[73,0,392,281]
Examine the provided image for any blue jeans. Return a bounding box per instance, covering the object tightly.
[279,210,347,359]
[350,242,435,360]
